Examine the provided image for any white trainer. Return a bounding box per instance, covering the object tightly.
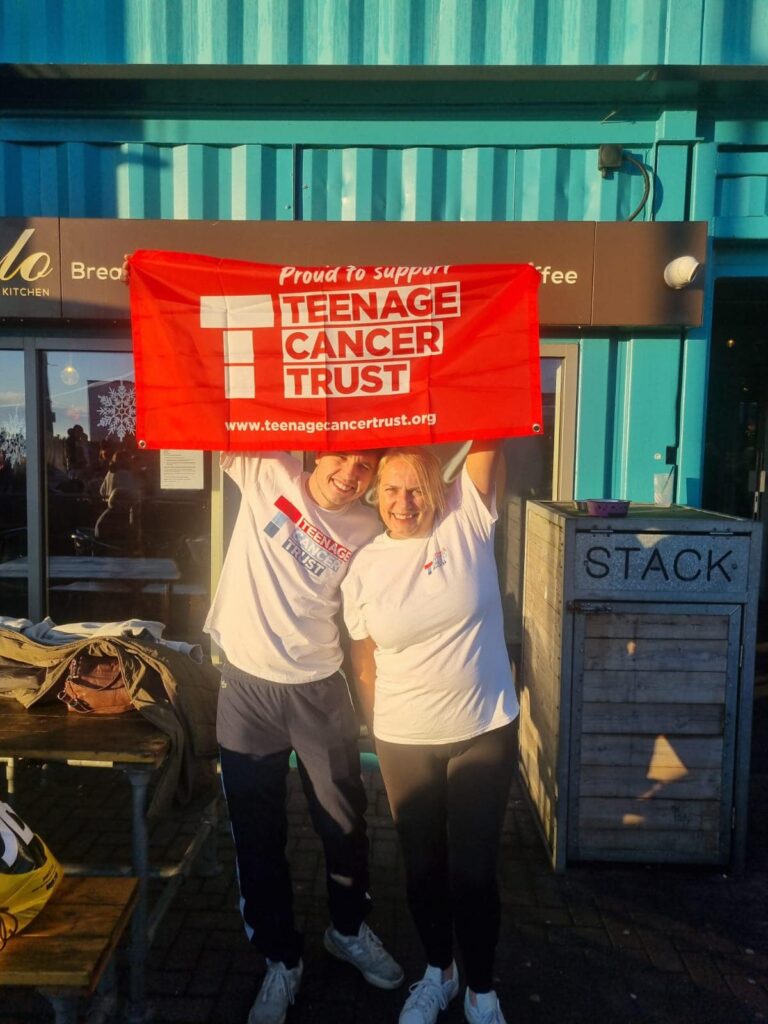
[323,922,404,989]
[247,959,303,1024]
[399,962,459,1024]
[463,987,508,1024]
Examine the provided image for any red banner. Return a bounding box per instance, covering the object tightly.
[129,250,542,452]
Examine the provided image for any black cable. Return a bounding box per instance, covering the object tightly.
[623,153,652,221]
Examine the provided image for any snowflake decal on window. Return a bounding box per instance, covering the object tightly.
[97,381,136,442]
[0,410,26,467]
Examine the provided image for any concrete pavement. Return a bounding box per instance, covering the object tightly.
[1,667,766,1024]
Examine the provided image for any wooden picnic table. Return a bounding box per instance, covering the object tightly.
[0,700,175,1023]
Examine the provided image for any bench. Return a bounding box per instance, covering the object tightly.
[0,875,139,1024]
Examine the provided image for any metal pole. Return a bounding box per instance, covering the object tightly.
[123,768,151,1024]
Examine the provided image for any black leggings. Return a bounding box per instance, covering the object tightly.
[376,721,517,993]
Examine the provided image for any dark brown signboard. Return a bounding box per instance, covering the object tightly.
[1,218,707,327]
[593,222,707,328]
[0,218,61,318]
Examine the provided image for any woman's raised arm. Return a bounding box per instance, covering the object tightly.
[465,439,505,510]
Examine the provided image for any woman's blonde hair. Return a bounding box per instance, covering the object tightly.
[375,448,447,522]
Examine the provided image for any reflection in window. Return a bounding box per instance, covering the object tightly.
[0,350,27,616]
[44,351,211,644]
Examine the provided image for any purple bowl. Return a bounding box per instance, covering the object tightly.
[585,499,629,517]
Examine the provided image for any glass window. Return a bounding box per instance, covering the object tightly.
[499,355,571,647]
[0,350,27,617]
[44,351,211,643]
[704,278,767,520]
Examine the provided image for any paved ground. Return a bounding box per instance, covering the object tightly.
[2,658,767,1024]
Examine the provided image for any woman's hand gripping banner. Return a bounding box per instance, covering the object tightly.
[129,251,543,451]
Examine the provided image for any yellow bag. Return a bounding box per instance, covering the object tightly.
[0,801,63,950]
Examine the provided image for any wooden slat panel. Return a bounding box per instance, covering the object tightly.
[524,629,562,678]
[581,702,725,735]
[519,702,561,759]
[0,702,169,765]
[520,708,561,770]
[576,828,720,856]
[0,876,137,989]
[526,612,562,649]
[578,765,723,799]
[522,694,561,743]
[521,691,561,739]
[524,533,563,572]
[519,750,559,806]
[48,876,137,905]
[519,670,561,852]
[580,733,724,768]
[519,771,558,846]
[525,511,564,554]
[522,550,563,605]
[578,797,720,831]
[584,612,730,640]
[583,637,728,672]
[524,638,563,690]
[582,670,726,704]
[1,939,114,988]
[523,583,563,631]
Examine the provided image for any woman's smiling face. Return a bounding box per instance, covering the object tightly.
[378,457,436,539]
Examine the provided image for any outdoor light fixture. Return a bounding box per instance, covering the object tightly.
[663,256,701,289]
[598,144,652,221]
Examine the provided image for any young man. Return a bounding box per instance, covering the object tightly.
[205,450,402,1024]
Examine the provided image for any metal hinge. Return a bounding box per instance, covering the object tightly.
[739,644,744,669]
[732,806,737,831]
[567,601,614,613]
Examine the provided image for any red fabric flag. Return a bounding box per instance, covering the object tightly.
[129,250,542,451]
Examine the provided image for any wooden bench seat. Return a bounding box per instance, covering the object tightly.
[0,875,138,1023]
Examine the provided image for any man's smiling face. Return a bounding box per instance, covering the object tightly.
[308,452,379,510]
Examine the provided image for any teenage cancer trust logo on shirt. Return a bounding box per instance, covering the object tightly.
[264,496,351,578]
[423,548,447,575]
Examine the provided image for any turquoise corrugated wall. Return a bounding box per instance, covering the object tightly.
[0,142,655,222]
[2,0,767,505]
[1,0,767,65]
[0,134,700,504]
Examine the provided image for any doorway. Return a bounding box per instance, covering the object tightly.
[704,278,768,775]
[703,278,768,595]
[499,344,578,648]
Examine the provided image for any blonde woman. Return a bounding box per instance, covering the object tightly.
[342,443,517,1024]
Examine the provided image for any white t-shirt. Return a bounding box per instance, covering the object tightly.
[204,452,381,683]
[342,466,518,744]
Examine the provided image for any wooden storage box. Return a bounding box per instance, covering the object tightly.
[519,501,762,871]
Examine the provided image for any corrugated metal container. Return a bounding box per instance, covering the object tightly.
[0,141,652,222]
[0,0,765,515]
[1,0,766,66]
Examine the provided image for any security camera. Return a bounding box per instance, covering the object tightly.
[663,255,701,289]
